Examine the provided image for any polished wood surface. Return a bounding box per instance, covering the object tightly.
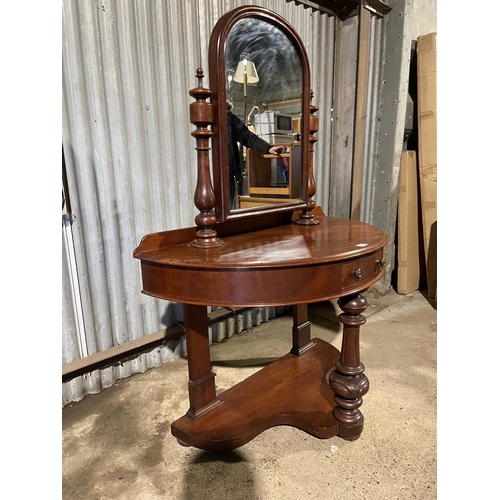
[135,215,387,267]
[172,338,340,451]
[239,195,302,209]
[134,215,388,307]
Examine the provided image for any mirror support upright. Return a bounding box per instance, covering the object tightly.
[189,69,224,248]
[295,90,320,225]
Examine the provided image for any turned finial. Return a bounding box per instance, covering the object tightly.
[189,69,224,248]
[295,89,319,225]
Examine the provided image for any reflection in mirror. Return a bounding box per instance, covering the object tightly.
[224,18,303,213]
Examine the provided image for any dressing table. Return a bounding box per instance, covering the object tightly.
[134,6,388,451]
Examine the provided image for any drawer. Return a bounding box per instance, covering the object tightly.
[341,251,385,290]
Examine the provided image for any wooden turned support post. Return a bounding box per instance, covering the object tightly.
[329,293,370,440]
[189,68,224,248]
[184,303,222,420]
[295,89,319,226]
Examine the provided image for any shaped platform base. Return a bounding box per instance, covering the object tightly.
[171,338,341,450]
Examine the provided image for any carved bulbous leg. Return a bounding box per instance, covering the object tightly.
[329,293,370,441]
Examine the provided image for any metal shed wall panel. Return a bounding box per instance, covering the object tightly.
[329,15,357,219]
[62,0,337,405]
[368,0,437,290]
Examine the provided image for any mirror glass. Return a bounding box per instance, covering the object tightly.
[224,18,304,214]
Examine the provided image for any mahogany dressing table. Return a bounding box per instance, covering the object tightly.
[134,6,388,451]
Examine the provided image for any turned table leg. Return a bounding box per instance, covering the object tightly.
[329,293,370,440]
[184,303,222,420]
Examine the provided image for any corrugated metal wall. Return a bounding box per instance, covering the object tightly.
[62,0,337,405]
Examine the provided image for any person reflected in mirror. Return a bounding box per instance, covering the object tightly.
[276,153,289,184]
[227,102,285,209]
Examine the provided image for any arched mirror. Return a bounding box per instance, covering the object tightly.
[208,6,313,223]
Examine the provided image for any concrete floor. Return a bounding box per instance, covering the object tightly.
[62,289,437,499]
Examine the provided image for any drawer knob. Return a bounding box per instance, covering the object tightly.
[353,268,363,279]
[379,258,386,267]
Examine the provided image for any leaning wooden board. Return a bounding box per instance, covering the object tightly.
[417,32,437,298]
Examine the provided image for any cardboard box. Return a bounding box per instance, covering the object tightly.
[397,151,421,294]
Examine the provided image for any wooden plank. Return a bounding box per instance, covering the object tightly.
[248,187,290,196]
[397,151,420,294]
[62,307,252,382]
[330,16,358,218]
[416,32,437,297]
[351,5,371,220]
[61,324,184,382]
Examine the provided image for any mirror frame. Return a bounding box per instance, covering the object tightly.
[209,6,311,224]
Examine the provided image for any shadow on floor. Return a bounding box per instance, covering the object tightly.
[183,449,258,500]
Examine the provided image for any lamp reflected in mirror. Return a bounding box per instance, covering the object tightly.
[223,20,305,214]
[226,67,235,105]
[233,53,259,126]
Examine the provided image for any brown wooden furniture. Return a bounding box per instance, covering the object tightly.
[238,195,301,209]
[134,213,388,450]
[246,144,302,199]
[134,6,389,451]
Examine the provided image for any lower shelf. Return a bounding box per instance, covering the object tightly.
[171,338,340,450]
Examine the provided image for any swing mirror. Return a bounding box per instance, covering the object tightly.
[208,6,312,222]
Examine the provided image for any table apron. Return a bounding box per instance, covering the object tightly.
[139,248,385,306]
